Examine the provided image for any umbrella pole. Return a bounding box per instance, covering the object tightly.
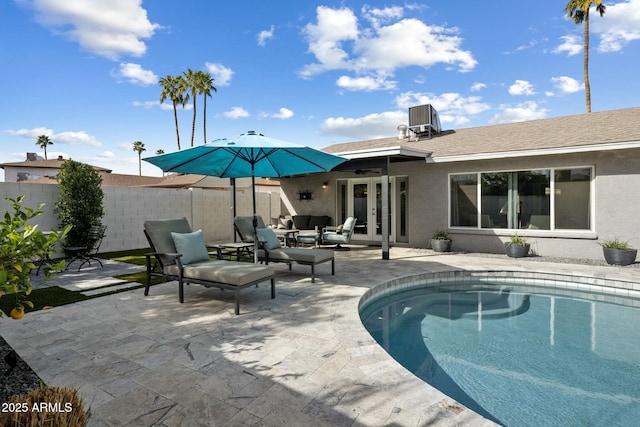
[230,178,237,242]
[251,171,259,264]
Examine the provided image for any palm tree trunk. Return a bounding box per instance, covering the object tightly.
[203,96,207,144]
[583,9,591,113]
[191,96,197,147]
[138,155,142,176]
[172,101,181,150]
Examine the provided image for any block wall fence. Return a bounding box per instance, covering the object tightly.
[0,183,281,253]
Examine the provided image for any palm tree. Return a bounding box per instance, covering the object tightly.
[159,75,188,150]
[133,141,146,176]
[565,0,606,113]
[155,149,165,155]
[198,71,217,144]
[36,135,53,160]
[183,69,201,147]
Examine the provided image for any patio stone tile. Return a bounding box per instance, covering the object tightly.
[5,248,640,425]
[131,361,209,400]
[88,386,177,426]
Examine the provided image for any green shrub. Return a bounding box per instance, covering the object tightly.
[56,160,104,247]
[0,196,69,317]
[509,234,528,245]
[599,237,632,250]
[431,229,450,240]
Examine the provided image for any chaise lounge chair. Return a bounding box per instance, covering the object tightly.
[234,216,335,283]
[144,217,275,315]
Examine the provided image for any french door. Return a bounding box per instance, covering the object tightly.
[349,178,390,242]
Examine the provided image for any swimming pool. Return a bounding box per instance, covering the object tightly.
[359,271,640,427]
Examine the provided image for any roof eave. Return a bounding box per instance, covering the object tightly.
[429,140,640,163]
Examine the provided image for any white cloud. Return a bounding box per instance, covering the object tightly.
[300,7,359,77]
[395,91,491,122]
[551,76,584,93]
[5,127,101,147]
[24,0,160,60]
[489,101,549,124]
[205,62,234,86]
[592,0,640,52]
[321,110,406,139]
[470,82,486,92]
[509,80,535,96]
[224,107,250,119]
[300,5,476,85]
[263,108,294,120]
[336,74,397,91]
[97,150,116,159]
[132,100,164,109]
[116,63,158,85]
[257,25,275,46]
[553,34,582,56]
[362,5,404,28]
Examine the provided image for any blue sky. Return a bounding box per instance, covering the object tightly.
[2,1,640,178]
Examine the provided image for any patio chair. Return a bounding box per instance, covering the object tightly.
[144,217,275,314]
[235,216,335,283]
[321,217,357,250]
[64,225,107,271]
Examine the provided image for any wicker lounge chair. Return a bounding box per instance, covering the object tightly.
[144,217,275,314]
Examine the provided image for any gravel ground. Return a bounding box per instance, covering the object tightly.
[0,334,43,404]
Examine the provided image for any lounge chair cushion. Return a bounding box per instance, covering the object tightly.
[171,230,210,265]
[164,260,274,287]
[260,247,334,264]
[256,228,282,250]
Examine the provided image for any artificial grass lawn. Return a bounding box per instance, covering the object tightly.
[0,286,88,316]
[1,249,165,316]
[3,248,246,316]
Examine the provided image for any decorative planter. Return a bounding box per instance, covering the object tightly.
[505,242,530,258]
[431,239,452,253]
[603,248,637,266]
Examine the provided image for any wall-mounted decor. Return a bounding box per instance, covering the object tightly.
[298,191,313,200]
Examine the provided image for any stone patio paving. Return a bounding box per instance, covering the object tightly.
[2,247,640,426]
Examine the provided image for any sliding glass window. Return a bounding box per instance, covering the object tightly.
[450,167,591,231]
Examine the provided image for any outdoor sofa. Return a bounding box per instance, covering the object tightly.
[144,217,275,315]
[234,216,335,283]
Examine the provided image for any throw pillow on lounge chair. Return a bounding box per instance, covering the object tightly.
[255,227,335,283]
[171,230,210,264]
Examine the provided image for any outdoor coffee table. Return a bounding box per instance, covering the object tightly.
[210,242,254,261]
[273,229,299,247]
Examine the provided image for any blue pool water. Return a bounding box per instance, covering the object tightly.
[360,282,640,427]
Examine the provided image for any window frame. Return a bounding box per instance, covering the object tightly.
[448,166,595,235]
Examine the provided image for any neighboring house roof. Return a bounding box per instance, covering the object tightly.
[0,157,112,172]
[324,106,640,162]
[18,172,281,189]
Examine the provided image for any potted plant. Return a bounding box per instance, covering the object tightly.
[505,234,530,258]
[600,237,637,266]
[430,229,452,253]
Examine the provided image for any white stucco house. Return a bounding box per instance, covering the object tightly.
[280,106,640,261]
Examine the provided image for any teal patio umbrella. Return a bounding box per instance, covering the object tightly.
[143,131,347,262]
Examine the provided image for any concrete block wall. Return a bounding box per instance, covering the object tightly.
[0,183,279,253]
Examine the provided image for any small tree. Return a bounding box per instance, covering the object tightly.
[0,196,69,318]
[56,160,104,247]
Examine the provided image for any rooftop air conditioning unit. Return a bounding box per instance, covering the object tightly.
[408,104,441,138]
